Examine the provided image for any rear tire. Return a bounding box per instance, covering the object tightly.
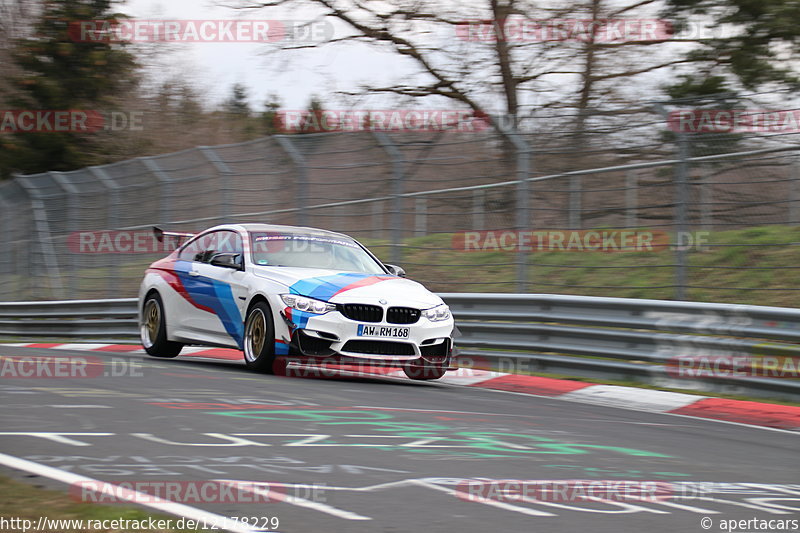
[141,293,183,358]
[243,301,278,373]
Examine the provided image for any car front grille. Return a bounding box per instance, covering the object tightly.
[342,340,415,356]
[386,307,420,324]
[338,304,383,322]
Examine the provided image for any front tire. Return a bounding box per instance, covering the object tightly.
[243,301,278,373]
[141,293,183,358]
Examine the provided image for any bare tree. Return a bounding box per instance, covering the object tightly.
[228,0,700,130]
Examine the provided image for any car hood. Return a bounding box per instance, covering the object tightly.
[250,266,443,307]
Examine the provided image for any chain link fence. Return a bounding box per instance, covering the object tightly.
[1,93,799,304]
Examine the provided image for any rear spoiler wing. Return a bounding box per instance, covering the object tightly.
[153,226,195,244]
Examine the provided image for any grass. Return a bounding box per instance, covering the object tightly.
[5,224,800,306]
[0,475,195,532]
[362,224,800,306]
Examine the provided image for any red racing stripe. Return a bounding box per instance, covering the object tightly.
[331,276,395,298]
[148,259,214,314]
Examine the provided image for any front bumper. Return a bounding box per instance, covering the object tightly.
[281,307,454,364]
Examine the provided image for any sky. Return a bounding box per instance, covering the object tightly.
[123,0,424,111]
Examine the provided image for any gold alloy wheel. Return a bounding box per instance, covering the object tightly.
[245,308,266,362]
[142,299,160,348]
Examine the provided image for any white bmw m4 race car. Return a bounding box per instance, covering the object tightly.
[138,224,455,379]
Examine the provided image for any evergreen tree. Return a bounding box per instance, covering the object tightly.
[2,0,139,178]
[663,0,800,96]
[225,83,251,117]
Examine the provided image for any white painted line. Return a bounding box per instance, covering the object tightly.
[560,384,702,413]
[653,500,720,514]
[513,494,668,514]
[440,369,507,385]
[0,453,262,533]
[692,496,791,514]
[415,479,557,517]
[1,343,31,347]
[217,479,371,521]
[48,405,113,409]
[181,347,218,355]
[51,343,112,351]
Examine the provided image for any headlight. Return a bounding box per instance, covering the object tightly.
[281,294,337,315]
[422,304,450,322]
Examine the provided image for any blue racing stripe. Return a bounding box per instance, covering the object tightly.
[289,273,384,302]
[173,260,244,349]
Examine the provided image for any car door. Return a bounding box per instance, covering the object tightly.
[173,231,223,340]
[190,230,249,348]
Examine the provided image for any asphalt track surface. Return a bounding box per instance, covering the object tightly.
[0,345,798,533]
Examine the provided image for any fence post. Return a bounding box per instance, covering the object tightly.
[373,132,404,265]
[569,175,582,229]
[372,200,383,239]
[655,101,689,301]
[4,181,34,299]
[15,175,65,300]
[495,118,532,292]
[49,172,80,299]
[89,166,122,298]
[0,187,13,293]
[626,170,637,228]
[415,197,427,237]
[274,136,309,227]
[200,147,232,223]
[674,133,690,301]
[473,189,485,230]
[141,158,174,226]
[790,158,799,226]
[335,204,348,233]
[700,171,712,230]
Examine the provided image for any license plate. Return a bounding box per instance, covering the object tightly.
[357,325,410,338]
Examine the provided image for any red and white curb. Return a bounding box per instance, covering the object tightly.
[5,342,800,432]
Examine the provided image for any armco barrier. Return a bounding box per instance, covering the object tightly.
[1,294,798,400]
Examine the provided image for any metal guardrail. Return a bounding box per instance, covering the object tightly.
[0,298,138,339]
[1,295,799,400]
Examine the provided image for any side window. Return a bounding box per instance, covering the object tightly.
[177,231,243,265]
[216,231,243,257]
[177,232,216,262]
[214,230,244,269]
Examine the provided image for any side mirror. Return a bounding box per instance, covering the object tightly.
[210,253,243,270]
[384,264,406,278]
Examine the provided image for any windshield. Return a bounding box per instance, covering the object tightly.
[250,233,386,274]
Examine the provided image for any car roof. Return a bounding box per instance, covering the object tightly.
[209,223,354,240]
